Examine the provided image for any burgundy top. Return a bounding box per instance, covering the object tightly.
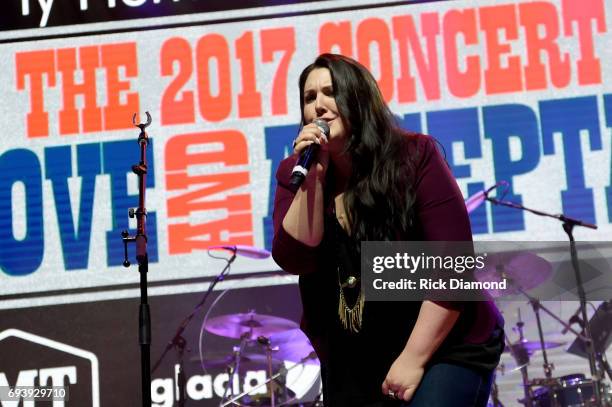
[272,133,503,375]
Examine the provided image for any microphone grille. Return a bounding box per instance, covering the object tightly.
[313,119,330,136]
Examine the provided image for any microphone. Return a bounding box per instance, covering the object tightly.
[465,181,507,214]
[289,119,330,188]
[208,245,271,259]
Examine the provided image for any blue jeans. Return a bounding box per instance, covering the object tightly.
[399,363,493,407]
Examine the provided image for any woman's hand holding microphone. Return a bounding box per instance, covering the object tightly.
[290,120,330,186]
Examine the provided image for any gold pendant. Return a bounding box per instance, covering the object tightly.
[337,269,364,333]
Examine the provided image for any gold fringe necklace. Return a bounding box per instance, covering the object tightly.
[334,205,364,333]
[337,268,364,333]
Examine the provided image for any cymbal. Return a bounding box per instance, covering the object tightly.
[205,312,299,340]
[505,339,564,355]
[476,251,552,298]
[496,361,528,375]
[269,329,320,365]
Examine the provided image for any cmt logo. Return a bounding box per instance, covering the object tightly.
[0,329,100,406]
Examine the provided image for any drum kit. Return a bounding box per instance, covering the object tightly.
[197,311,321,407]
[481,251,612,407]
[151,246,322,407]
[467,182,612,406]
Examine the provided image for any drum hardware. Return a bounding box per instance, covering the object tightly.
[220,352,319,407]
[192,352,283,374]
[567,300,612,383]
[220,334,252,406]
[478,250,611,406]
[201,311,319,407]
[493,278,610,406]
[151,246,271,407]
[202,312,291,407]
[468,182,607,406]
[256,335,278,407]
[528,374,610,407]
[504,302,612,407]
[483,258,609,406]
[506,309,536,406]
[517,290,610,406]
[490,373,504,407]
[152,251,238,407]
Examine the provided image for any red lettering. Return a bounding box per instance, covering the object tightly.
[57,46,102,135]
[168,215,253,254]
[165,130,253,255]
[101,43,139,130]
[393,13,441,103]
[443,9,481,98]
[235,31,262,118]
[160,37,195,125]
[165,130,247,171]
[480,5,523,94]
[261,27,295,116]
[562,0,605,85]
[15,50,56,138]
[167,176,250,217]
[357,18,394,102]
[520,2,571,90]
[196,34,232,122]
[318,21,353,56]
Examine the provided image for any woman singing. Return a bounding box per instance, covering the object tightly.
[272,53,504,406]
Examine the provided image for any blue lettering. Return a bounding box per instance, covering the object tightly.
[263,124,299,250]
[540,96,602,224]
[604,94,612,223]
[45,144,101,270]
[0,149,44,276]
[398,113,422,133]
[483,104,541,232]
[426,108,487,233]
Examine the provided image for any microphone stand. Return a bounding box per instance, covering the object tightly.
[151,248,238,405]
[121,112,153,407]
[483,192,605,405]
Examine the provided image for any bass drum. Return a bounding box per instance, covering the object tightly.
[532,374,608,407]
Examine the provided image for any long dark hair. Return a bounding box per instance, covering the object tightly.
[298,53,417,241]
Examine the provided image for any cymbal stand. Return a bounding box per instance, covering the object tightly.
[220,333,250,406]
[598,353,612,382]
[528,299,555,380]
[490,371,504,407]
[508,310,532,406]
[517,292,589,341]
[562,221,605,405]
[257,336,278,407]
